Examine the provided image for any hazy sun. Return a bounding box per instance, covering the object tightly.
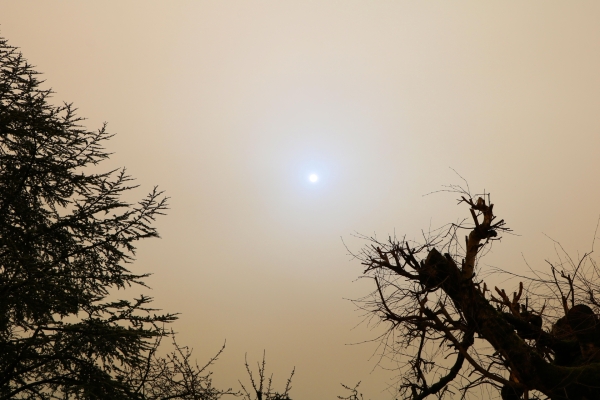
[309,174,319,183]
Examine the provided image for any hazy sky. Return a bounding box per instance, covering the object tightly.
[2,2,600,398]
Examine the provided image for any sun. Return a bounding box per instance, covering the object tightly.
[309,174,319,183]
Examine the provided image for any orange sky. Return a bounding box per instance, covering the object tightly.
[2,2,600,398]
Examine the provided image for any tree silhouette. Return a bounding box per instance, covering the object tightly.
[353,185,600,400]
[123,332,232,400]
[0,37,230,399]
[239,352,294,400]
[337,382,366,400]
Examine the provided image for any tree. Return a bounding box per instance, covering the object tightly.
[353,185,600,400]
[123,332,230,400]
[337,382,366,400]
[0,37,230,399]
[239,352,294,400]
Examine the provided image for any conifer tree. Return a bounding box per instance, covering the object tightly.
[0,37,224,400]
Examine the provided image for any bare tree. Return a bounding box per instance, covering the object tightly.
[337,382,366,400]
[123,332,236,400]
[239,352,294,400]
[352,187,600,400]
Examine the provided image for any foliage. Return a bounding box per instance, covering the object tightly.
[353,184,600,400]
[0,36,229,400]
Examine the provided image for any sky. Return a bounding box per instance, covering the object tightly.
[2,1,600,398]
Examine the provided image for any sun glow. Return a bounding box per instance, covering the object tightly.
[309,174,319,183]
